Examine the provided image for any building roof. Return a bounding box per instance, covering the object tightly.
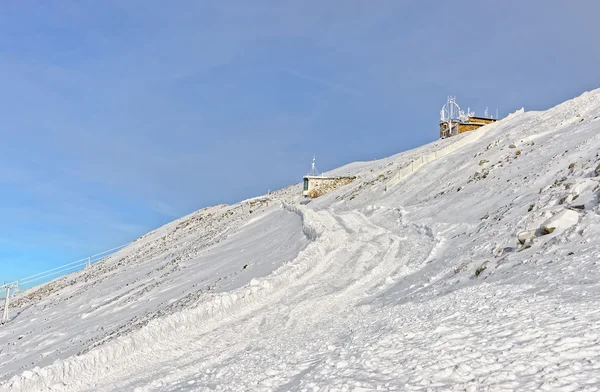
[467,116,497,122]
[303,175,356,180]
[440,118,497,126]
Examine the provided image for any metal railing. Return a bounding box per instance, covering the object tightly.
[1,242,131,299]
[1,242,131,324]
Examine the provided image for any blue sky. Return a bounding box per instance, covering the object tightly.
[1,0,599,282]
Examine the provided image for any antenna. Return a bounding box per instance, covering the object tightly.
[441,96,461,122]
[440,96,464,138]
[308,155,319,176]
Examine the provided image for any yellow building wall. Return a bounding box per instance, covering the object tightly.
[457,123,484,134]
[468,117,496,124]
[440,118,497,138]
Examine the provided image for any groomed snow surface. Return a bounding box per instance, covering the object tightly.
[2,89,600,391]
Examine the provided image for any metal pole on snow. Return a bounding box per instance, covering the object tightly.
[1,285,11,324]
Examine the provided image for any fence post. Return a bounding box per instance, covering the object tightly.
[87,256,91,268]
[2,286,10,324]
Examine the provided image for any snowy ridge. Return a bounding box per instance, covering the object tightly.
[282,202,319,241]
[1,203,328,391]
[0,198,310,383]
[3,88,600,391]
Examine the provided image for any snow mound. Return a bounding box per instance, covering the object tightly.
[540,209,580,234]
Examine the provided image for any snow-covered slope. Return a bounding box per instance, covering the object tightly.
[2,89,600,391]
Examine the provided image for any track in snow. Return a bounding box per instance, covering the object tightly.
[9,202,435,391]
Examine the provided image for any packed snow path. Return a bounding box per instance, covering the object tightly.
[3,204,439,391]
[3,88,600,391]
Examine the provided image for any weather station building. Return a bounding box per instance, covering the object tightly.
[303,156,356,199]
[439,96,498,139]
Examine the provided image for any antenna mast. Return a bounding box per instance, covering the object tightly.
[441,96,463,138]
[308,155,320,176]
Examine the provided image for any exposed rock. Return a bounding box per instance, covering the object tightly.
[307,189,325,198]
[306,177,356,199]
[475,261,489,277]
[540,226,555,235]
[559,195,573,205]
[518,244,532,252]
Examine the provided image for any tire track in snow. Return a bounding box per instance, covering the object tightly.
[11,202,436,392]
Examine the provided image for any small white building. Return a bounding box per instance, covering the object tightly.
[302,156,356,198]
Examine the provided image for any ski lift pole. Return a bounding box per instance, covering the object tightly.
[1,285,10,324]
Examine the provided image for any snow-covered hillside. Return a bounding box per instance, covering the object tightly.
[2,89,600,391]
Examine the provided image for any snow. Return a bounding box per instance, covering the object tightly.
[540,209,580,234]
[2,88,600,391]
